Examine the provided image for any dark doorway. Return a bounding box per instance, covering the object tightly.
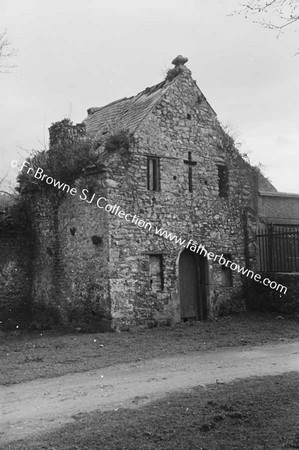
[179,249,207,321]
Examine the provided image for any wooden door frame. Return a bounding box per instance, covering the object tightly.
[178,248,208,321]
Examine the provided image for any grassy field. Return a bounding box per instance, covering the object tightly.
[1,312,298,385]
[5,372,299,449]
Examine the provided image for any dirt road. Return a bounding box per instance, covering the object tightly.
[1,340,299,445]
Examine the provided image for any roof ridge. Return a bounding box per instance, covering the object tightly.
[87,96,133,116]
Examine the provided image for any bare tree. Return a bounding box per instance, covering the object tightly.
[235,1,299,32]
[0,30,17,73]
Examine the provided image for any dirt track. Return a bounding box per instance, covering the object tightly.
[1,340,299,445]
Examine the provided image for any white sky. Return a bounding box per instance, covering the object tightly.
[1,0,299,192]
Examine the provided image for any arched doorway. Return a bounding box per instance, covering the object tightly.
[179,249,207,321]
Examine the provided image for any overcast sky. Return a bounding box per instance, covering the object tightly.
[1,0,299,192]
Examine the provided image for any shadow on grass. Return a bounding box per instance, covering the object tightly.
[7,372,299,450]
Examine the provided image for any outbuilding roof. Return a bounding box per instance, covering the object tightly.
[83,78,176,139]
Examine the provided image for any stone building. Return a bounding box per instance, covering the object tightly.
[3,55,297,330]
[25,55,276,330]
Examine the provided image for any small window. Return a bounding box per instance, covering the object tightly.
[149,254,163,291]
[217,164,229,198]
[221,253,233,287]
[147,157,160,191]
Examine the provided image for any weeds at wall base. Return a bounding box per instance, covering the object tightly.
[243,275,299,316]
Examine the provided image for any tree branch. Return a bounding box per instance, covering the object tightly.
[236,0,299,30]
[0,30,17,72]
[232,0,299,53]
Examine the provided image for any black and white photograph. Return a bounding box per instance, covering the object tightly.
[1,1,299,448]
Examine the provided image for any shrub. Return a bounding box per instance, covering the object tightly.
[165,66,184,82]
[104,129,135,153]
[17,126,99,193]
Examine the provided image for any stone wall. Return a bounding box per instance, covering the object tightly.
[29,171,111,330]
[258,191,299,225]
[0,231,32,330]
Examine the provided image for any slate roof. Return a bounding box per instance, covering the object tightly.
[83,79,176,139]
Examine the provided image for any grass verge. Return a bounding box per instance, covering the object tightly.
[5,372,299,449]
[0,312,298,386]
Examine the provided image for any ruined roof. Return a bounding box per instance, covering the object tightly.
[83,79,175,139]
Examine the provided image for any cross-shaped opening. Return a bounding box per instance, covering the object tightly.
[184,151,197,193]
